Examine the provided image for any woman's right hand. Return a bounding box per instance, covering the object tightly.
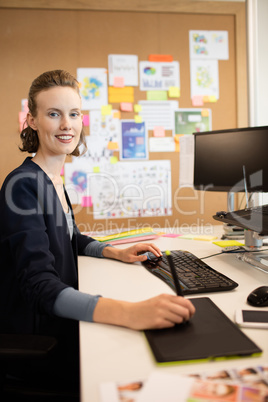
[92,294,196,330]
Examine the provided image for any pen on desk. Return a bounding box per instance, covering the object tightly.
[165,250,184,296]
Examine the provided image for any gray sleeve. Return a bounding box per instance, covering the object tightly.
[53,287,101,322]
[83,240,113,258]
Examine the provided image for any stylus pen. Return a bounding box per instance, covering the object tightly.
[165,250,184,296]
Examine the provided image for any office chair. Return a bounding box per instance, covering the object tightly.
[0,334,79,401]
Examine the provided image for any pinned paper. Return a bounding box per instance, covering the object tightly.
[153,126,165,137]
[21,99,29,113]
[77,68,108,110]
[134,104,142,113]
[19,111,27,130]
[113,76,125,87]
[82,114,89,126]
[138,100,178,130]
[108,55,138,86]
[81,196,93,207]
[149,137,175,152]
[19,111,27,122]
[168,87,180,98]
[147,91,168,101]
[101,105,112,115]
[134,115,143,123]
[120,102,133,112]
[192,95,204,106]
[93,166,100,173]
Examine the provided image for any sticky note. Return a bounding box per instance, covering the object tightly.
[134,115,143,123]
[107,141,119,150]
[201,109,210,117]
[213,240,244,247]
[134,104,142,113]
[82,114,89,126]
[120,102,133,112]
[108,87,134,103]
[148,54,173,62]
[162,233,181,238]
[180,234,196,240]
[147,91,168,101]
[174,134,183,152]
[113,76,125,88]
[202,95,210,103]
[113,111,121,119]
[93,166,100,173]
[209,95,217,103]
[168,87,180,98]
[101,105,112,115]
[195,235,218,241]
[153,126,165,137]
[81,196,93,207]
[110,156,118,164]
[192,95,204,106]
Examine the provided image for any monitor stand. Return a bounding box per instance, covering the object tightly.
[244,230,263,251]
[238,230,268,274]
[222,192,244,240]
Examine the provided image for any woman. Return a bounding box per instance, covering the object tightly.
[0,70,195,389]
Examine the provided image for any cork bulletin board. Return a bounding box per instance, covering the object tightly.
[0,1,247,232]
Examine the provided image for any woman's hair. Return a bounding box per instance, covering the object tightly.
[19,70,87,156]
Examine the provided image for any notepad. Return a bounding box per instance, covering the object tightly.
[144,297,262,365]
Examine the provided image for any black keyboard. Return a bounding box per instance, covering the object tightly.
[142,250,238,295]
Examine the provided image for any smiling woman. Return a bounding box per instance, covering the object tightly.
[0,69,195,395]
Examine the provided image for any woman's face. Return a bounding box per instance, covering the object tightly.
[27,86,83,157]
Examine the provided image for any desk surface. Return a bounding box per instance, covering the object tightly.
[78,226,268,402]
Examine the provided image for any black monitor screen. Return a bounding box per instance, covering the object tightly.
[193,126,268,192]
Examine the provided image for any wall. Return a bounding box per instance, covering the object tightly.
[0,1,247,231]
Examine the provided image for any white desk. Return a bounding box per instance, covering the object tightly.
[78,226,268,402]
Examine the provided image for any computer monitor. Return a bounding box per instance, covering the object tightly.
[193,126,268,193]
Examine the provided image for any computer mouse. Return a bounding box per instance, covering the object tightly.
[247,286,268,307]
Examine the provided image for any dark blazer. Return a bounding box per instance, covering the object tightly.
[0,157,95,336]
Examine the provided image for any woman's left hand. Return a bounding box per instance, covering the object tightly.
[102,243,162,263]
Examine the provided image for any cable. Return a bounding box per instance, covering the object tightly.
[201,248,268,260]
[201,252,223,260]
